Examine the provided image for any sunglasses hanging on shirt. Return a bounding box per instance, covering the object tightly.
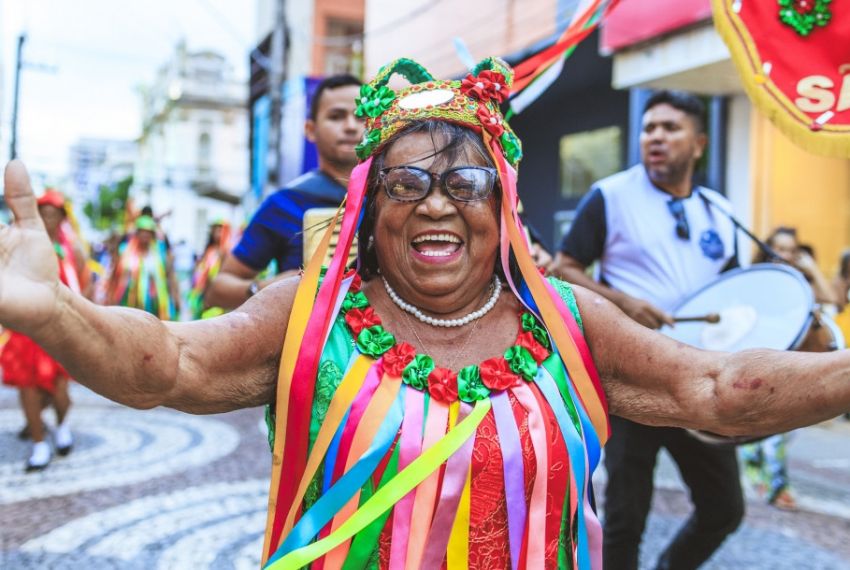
[667,198,690,241]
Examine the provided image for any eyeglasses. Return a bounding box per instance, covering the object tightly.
[379,165,497,202]
[667,198,690,240]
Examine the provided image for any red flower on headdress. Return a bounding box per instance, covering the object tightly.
[461,71,509,103]
[427,367,459,403]
[479,356,521,391]
[345,307,382,336]
[476,106,505,138]
[383,342,417,377]
[516,331,550,364]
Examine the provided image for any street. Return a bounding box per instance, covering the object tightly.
[2,384,849,569]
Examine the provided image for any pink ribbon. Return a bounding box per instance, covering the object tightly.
[403,400,450,569]
[419,403,475,568]
[388,389,426,569]
[490,391,526,570]
[512,382,549,569]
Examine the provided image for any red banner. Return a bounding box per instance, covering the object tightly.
[601,0,712,53]
[713,0,850,157]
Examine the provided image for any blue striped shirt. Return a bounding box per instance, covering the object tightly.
[233,170,346,272]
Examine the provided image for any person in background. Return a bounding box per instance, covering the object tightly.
[757,227,837,306]
[187,220,231,319]
[549,90,743,569]
[206,74,365,309]
[741,227,840,508]
[0,190,90,471]
[107,215,180,320]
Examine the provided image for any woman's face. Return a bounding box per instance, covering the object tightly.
[372,131,500,302]
[771,232,798,263]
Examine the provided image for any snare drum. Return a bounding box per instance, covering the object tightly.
[661,263,814,352]
[660,263,829,445]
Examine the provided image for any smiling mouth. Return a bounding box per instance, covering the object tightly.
[411,233,463,258]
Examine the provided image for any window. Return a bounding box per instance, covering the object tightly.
[323,18,363,77]
[198,131,212,175]
[559,126,622,199]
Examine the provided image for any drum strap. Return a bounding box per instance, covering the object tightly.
[696,191,781,268]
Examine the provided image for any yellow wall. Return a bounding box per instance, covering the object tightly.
[750,110,850,277]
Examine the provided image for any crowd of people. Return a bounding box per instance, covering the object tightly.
[2,62,850,570]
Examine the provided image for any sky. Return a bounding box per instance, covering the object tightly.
[0,0,257,185]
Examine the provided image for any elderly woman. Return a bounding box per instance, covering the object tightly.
[1,59,849,569]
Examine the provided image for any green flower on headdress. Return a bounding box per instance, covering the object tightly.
[402,354,435,391]
[457,365,491,402]
[356,325,396,358]
[500,131,523,166]
[355,129,382,160]
[355,84,396,119]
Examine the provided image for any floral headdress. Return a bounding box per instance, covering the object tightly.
[353,57,523,167]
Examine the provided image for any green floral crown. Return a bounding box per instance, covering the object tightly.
[354,57,523,167]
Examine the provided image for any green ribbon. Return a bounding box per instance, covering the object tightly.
[266,400,492,570]
[499,131,523,166]
[504,345,538,382]
[342,443,401,570]
[402,354,434,391]
[356,326,396,358]
[343,291,370,312]
[521,312,550,348]
[457,365,491,402]
[355,129,382,160]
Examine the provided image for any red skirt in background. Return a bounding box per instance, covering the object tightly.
[0,331,67,392]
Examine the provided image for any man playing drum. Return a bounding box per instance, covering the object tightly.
[551,91,742,569]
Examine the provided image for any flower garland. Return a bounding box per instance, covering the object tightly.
[340,272,552,404]
[778,0,832,36]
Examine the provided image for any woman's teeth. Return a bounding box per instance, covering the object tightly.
[411,234,463,256]
[411,233,461,244]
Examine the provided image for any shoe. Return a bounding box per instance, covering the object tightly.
[54,424,74,456]
[770,488,797,511]
[25,441,52,473]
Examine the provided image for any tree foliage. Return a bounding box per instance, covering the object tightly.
[83,175,133,231]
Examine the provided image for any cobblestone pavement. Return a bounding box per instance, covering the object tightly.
[2,384,849,569]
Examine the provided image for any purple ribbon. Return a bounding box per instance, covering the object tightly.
[491,391,526,570]
[419,403,475,568]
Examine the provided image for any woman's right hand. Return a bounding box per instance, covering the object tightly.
[0,161,62,334]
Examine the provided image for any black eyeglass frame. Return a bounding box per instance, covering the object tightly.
[378,165,498,203]
[666,198,691,241]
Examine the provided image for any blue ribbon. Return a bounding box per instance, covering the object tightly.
[267,385,406,566]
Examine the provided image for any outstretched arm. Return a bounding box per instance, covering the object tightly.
[574,286,850,436]
[1,161,294,414]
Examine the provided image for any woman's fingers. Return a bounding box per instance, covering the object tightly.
[4,160,45,232]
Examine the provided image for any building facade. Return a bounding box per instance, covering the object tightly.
[248,0,364,211]
[135,42,248,251]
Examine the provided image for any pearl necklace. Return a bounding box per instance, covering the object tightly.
[382,275,502,328]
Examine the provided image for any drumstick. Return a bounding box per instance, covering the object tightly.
[674,313,721,324]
